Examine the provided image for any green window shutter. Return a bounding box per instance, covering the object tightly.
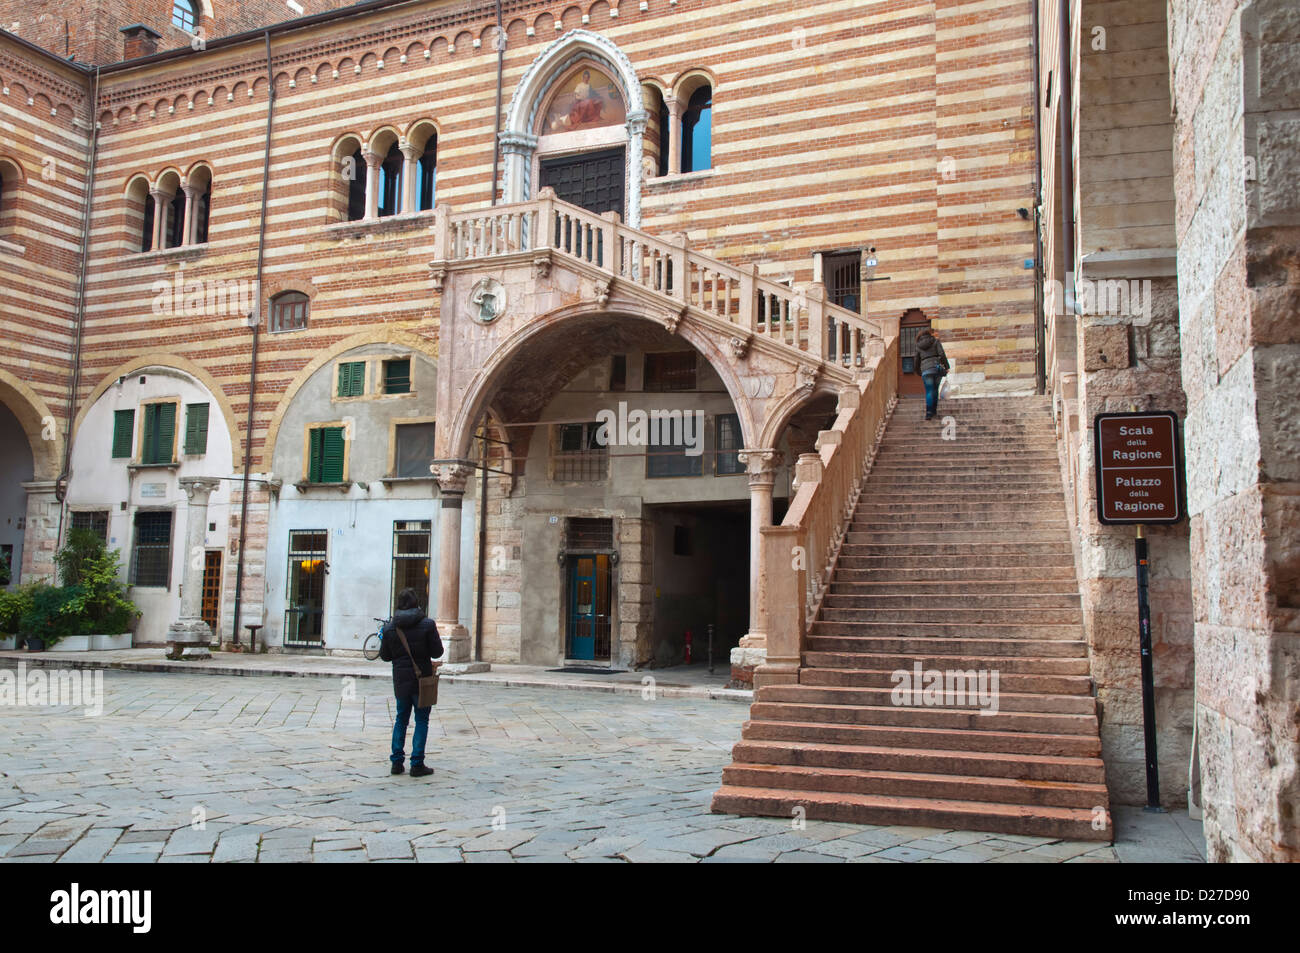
[308,427,324,482]
[151,402,176,464]
[320,427,345,483]
[112,409,134,459]
[337,361,365,398]
[184,403,210,455]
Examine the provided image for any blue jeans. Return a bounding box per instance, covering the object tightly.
[391,693,431,767]
[922,371,941,416]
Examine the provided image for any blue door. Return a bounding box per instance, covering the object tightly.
[566,555,611,661]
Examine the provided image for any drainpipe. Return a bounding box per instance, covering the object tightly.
[489,0,504,206]
[53,65,101,550]
[231,30,275,644]
[1031,0,1046,395]
[1059,0,1077,319]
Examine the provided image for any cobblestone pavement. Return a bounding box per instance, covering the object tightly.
[0,670,1203,863]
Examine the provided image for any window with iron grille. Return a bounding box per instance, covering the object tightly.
[308,427,346,483]
[130,511,172,588]
[71,510,109,543]
[554,422,607,482]
[391,521,431,613]
[383,358,412,395]
[715,413,744,475]
[644,351,696,392]
[394,422,436,478]
[647,434,703,478]
[337,361,365,398]
[112,409,134,459]
[269,291,309,333]
[141,402,177,465]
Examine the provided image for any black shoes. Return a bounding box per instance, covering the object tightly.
[391,763,404,775]
[410,764,434,778]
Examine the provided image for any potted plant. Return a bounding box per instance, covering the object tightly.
[50,530,139,650]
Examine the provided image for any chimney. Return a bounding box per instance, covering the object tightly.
[120,23,162,60]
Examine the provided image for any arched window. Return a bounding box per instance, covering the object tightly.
[172,0,198,32]
[165,189,186,248]
[269,291,309,333]
[681,85,712,173]
[417,135,437,211]
[377,142,403,217]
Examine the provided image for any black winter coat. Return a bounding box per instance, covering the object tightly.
[379,607,444,699]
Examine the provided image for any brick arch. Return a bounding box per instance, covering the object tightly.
[441,301,757,463]
[0,369,62,481]
[261,329,439,466]
[74,355,242,469]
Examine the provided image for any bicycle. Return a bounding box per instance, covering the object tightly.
[362,617,388,660]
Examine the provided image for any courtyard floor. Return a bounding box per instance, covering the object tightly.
[0,668,1207,863]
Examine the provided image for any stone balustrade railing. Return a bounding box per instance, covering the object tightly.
[432,188,886,366]
[752,331,899,689]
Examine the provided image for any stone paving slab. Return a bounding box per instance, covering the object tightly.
[0,669,1205,864]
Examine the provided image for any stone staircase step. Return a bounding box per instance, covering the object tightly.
[709,785,1109,841]
[719,763,1108,810]
[757,683,1097,715]
[749,702,1098,735]
[740,719,1102,758]
[801,651,1090,674]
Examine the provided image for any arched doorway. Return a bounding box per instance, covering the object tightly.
[898,307,932,397]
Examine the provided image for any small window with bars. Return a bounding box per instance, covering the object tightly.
[130,510,172,587]
[71,510,109,543]
[554,422,608,482]
[644,351,697,392]
[337,361,366,398]
[383,358,412,395]
[394,422,436,478]
[183,402,209,455]
[112,409,135,459]
[307,426,346,483]
[391,520,432,613]
[714,413,744,475]
[141,402,177,465]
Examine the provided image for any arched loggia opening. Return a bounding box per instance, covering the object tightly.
[442,311,800,673]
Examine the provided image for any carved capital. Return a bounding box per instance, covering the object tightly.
[434,462,474,495]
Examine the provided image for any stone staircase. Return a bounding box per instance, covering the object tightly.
[712,395,1112,841]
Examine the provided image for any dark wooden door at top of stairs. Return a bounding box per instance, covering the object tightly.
[712,396,1112,842]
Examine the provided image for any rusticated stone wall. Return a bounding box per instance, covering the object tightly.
[1169,0,1300,862]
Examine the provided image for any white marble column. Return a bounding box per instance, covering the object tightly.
[736,449,782,657]
[399,138,419,214]
[166,477,221,660]
[362,149,382,220]
[433,463,473,663]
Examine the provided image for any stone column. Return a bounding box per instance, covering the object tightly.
[180,183,200,246]
[149,188,168,249]
[434,463,473,662]
[733,449,782,682]
[498,131,537,205]
[625,109,647,229]
[399,138,419,214]
[166,477,221,660]
[362,149,382,220]
[665,96,682,175]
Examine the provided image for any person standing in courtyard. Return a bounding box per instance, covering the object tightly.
[914,327,950,420]
[379,588,443,777]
